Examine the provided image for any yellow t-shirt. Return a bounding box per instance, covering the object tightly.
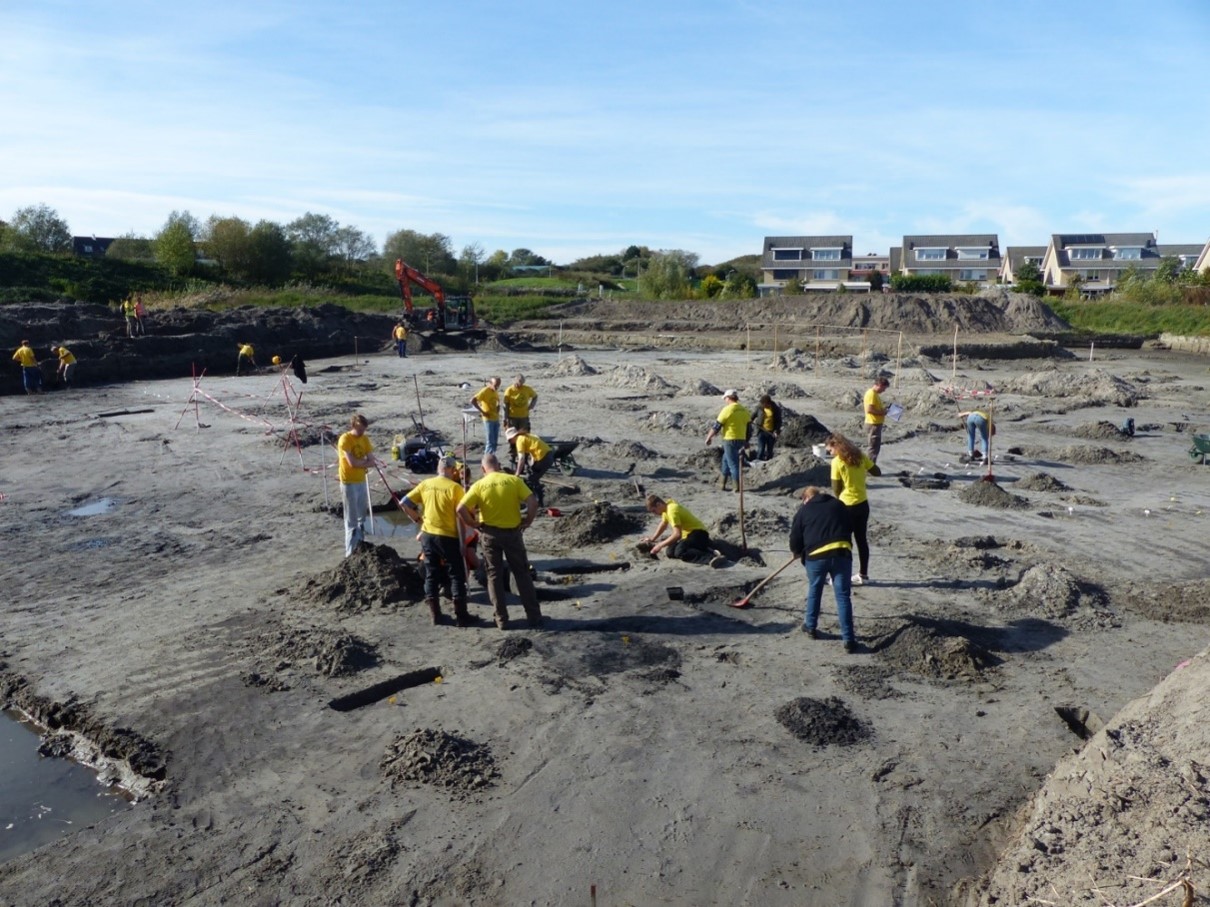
[405,475,464,538]
[393,325,407,340]
[716,402,751,441]
[462,472,533,529]
[864,387,885,425]
[831,455,875,506]
[472,386,500,422]
[515,434,550,462]
[337,432,374,484]
[12,346,37,367]
[504,384,537,419]
[665,499,706,533]
[123,299,135,316]
[58,348,76,365]
[760,405,777,432]
[239,344,255,359]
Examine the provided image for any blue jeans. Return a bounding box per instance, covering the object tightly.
[721,439,743,481]
[341,480,369,557]
[965,413,989,457]
[484,419,499,455]
[756,430,775,461]
[803,551,855,643]
[395,339,407,357]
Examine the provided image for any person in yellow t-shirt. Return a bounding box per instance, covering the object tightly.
[863,376,890,463]
[337,414,378,557]
[12,340,43,394]
[642,494,724,565]
[827,432,881,586]
[392,322,409,358]
[471,376,502,455]
[56,346,77,387]
[704,389,752,491]
[507,426,553,507]
[755,393,782,461]
[456,454,540,629]
[402,456,471,626]
[236,343,256,376]
[122,297,137,337]
[503,374,538,431]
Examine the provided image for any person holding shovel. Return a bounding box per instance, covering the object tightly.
[705,389,751,491]
[401,456,474,627]
[337,414,378,558]
[789,486,857,653]
[827,431,880,586]
[641,495,728,567]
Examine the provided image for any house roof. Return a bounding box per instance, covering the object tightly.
[1156,243,1204,258]
[1049,232,1161,269]
[1002,246,1047,274]
[899,234,1001,269]
[762,235,853,268]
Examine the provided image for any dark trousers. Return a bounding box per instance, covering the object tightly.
[671,528,713,563]
[480,525,539,621]
[756,429,776,461]
[866,423,883,463]
[420,532,467,601]
[527,456,553,506]
[846,500,871,577]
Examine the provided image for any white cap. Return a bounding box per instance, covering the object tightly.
[722,389,738,400]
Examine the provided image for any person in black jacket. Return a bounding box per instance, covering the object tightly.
[788,486,857,652]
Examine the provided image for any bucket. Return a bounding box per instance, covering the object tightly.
[811,443,828,459]
[666,586,684,601]
[391,434,403,461]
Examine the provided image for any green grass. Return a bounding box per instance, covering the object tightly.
[473,294,565,322]
[1049,299,1210,337]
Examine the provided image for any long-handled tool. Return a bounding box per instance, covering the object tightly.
[730,554,797,609]
[737,453,748,552]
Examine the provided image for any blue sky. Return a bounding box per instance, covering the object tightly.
[3,0,1209,265]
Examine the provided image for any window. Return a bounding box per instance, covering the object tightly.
[813,270,840,280]
[958,269,987,281]
[1179,255,1198,268]
[1081,270,1101,280]
[1069,247,1103,261]
[1112,247,1142,260]
[915,269,943,275]
[955,247,989,260]
[810,248,842,261]
[772,269,800,280]
[915,248,945,261]
[772,248,803,261]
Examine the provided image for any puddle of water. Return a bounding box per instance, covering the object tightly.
[67,537,119,551]
[66,498,118,517]
[0,710,131,864]
[364,510,415,539]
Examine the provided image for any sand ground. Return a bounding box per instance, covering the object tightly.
[2,336,1209,906]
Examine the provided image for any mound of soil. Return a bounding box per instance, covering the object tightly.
[1016,471,1070,492]
[380,729,499,798]
[763,382,808,399]
[675,378,721,397]
[298,543,426,613]
[1002,563,1109,622]
[877,623,998,681]
[256,625,379,677]
[1003,368,1140,407]
[546,354,597,376]
[774,697,872,746]
[604,365,676,393]
[602,441,659,461]
[1114,578,1210,624]
[1054,445,1144,465]
[559,502,646,546]
[747,450,830,494]
[957,480,1029,509]
[778,412,832,448]
[1073,420,1130,440]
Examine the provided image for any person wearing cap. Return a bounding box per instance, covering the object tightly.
[236,342,256,376]
[864,376,891,463]
[392,322,409,358]
[509,426,553,507]
[11,340,43,394]
[337,414,378,557]
[402,456,474,627]
[704,389,752,491]
[471,376,502,455]
[503,374,538,432]
[456,454,542,630]
[55,345,77,388]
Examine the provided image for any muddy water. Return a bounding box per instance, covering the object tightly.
[0,711,130,863]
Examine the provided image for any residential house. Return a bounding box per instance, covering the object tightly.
[850,252,890,289]
[72,236,114,258]
[1038,232,1200,294]
[1195,238,1210,275]
[1158,243,1205,274]
[759,235,853,295]
[999,246,1046,285]
[895,235,1001,287]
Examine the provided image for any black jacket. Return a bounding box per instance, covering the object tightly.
[789,494,852,561]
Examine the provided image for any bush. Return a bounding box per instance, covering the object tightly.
[1015,279,1045,297]
[889,273,953,292]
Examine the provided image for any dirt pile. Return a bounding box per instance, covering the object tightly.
[957,480,1029,509]
[1002,368,1141,406]
[777,412,832,448]
[494,637,534,664]
[1114,578,1210,624]
[602,440,658,461]
[1002,563,1111,623]
[1055,445,1144,465]
[1016,471,1070,492]
[877,622,998,681]
[775,697,872,746]
[255,625,379,677]
[1073,420,1131,440]
[748,449,830,494]
[676,378,721,397]
[604,365,676,393]
[379,729,499,798]
[558,502,645,546]
[546,354,597,377]
[298,543,426,613]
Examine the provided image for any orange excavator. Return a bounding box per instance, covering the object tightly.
[394,259,476,331]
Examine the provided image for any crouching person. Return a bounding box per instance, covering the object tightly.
[642,495,727,567]
[789,486,857,653]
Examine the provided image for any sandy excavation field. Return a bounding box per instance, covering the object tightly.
[3,295,1210,906]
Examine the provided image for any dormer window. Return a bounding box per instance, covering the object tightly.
[810,247,842,261]
[955,247,989,260]
[772,247,804,261]
[1069,247,1103,261]
[915,248,946,261]
[1112,247,1142,260]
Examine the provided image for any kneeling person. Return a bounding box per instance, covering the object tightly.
[642,495,721,565]
[402,456,473,627]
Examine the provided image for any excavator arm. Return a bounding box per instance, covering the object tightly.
[394,259,446,320]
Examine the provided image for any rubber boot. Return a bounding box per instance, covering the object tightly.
[718,475,729,491]
[453,597,476,628]
[425,598,444,626]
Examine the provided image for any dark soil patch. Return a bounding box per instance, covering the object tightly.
[380,729,499,799]
[953,535,1001,549]
[255,625,379,677]
[558,502,646,546]
[298,543,426,613]
[897,473,951,490]
[775,696,872,746]
[1113,579,1210,623]
[495,637,534,664]
[957,479,1028,509]
[835,665,903,700]
[778,412,832,449]
[1016,472,1070,492]
[876,622,999,681]
[542,635,681,679]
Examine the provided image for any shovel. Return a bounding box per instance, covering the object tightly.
[731,554,798,609]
